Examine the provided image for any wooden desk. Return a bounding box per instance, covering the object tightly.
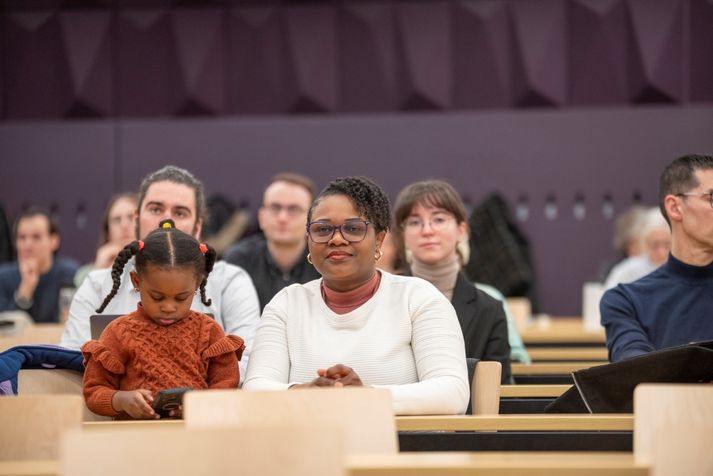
[528,347,608,362]
[83,414,634,433]
[395,415,633,432]
[83,420,184,431]
[0,460,57,476]
[347,452,648,475]
[83,415,633,433]
[0,453,649,476]
[512,362,604,375]
[501,385,570,398]
[521,318,605,346]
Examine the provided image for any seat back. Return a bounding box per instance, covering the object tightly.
[466,358,501,415]
[634,383,713,472]
[61,426,345,476]
[18,369,110,421]
[0,322,64,351]
[0,394,83,460]
[184,387,397,454]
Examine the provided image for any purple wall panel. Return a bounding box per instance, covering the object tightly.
[569,0,629,105]
[117,9,179,116]
[340,3,398,112]
[171,9,226,116]
[4,11,73,119]
[509,0,567,106]
[227,7,295,114]
[59,10,113,117]
[395,2,451,110]
[284,6,339,113]
[452,1,512,108]
[627,0,684,103]
[690,0,713,102]
[0,122,115,261]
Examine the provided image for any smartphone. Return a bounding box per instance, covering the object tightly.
[152,387,191,418]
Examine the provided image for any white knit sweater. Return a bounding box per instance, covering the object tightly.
[243,272,469,415]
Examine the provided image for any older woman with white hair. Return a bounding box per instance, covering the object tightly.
[604,207,671,289]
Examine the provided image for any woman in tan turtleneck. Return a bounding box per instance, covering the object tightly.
[393,180,513,383]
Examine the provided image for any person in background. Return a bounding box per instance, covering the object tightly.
[61,165,259,381]
[601,154,713,362]
[244,176,469,415]
[393,180,518,383]
[0,207,78,322]
[74,192,137,287]
[598,205,648,281]
[603,207,670,289]
[83,220,243,419]
[224,173,320,311]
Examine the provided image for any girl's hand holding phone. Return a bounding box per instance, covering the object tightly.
[112,389,159,419]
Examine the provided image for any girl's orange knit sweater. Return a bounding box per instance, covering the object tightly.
[82,305,244,418]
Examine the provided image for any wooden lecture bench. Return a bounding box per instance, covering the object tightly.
[520,318,605,347]
[527,347,608,362]
[80,415,634,453]
[80,414,633,433]
[0,453,649,476]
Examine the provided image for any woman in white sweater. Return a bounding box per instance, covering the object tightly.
[243,176,469,415]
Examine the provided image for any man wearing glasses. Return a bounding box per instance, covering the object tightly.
[224,173,320,311]
[601,154,713,362]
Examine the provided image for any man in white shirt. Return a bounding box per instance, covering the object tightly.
[61,166,260,380]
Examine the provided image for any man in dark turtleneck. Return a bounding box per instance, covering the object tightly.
[601,154,713,362]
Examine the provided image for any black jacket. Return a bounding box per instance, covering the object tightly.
[451,273,512,384]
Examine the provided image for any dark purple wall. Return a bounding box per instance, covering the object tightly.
[3,107,713,315]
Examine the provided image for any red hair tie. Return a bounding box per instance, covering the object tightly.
[199,243,208,254]
[137,240,144,251]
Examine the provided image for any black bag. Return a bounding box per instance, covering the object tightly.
[546,341,713,413]
[464,194,539,311]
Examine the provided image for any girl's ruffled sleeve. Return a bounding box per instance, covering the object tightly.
[203,323,244,389]
[202,335,245,361]
[81,334,126,417]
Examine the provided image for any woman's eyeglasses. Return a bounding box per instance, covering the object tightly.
[402,213,455,233]
[307,220,370,243]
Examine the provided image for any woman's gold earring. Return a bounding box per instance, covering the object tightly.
[375,249,383,262]
[307,253,313,265]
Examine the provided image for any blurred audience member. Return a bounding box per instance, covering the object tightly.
[74,192,137,287]
[0,207,78,322]
[224,173,320,311]
[612,205,648,259]
[603,207,670,289]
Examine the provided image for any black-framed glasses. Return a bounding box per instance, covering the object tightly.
[676,191,713,208]
[307,220,370,243]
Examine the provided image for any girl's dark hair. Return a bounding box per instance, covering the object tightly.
[96,219,217,313]
[307,176,390,234]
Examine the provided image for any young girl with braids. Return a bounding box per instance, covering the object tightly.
[82,219,245,420]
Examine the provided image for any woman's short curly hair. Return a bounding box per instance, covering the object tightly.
[308,176,391,234]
